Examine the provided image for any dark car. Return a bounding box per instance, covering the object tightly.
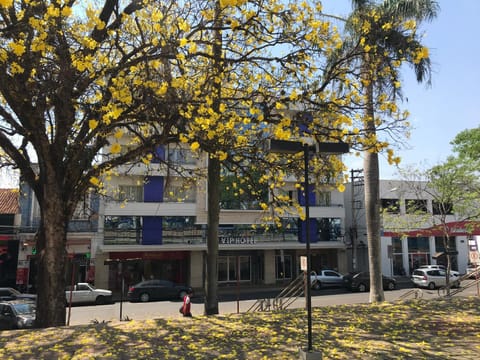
[0,288,37,302]
[344,272,396,292]
[127,279,193,302]
[0,300,36,330]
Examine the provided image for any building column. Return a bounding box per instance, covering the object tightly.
[402,237,410,276]
[94,252,109,289]
[263,250,276,285]
[190,251,203,288]
[336,248,348,274]
[429,236,436,264]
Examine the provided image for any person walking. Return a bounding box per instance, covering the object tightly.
[181,289,193,317]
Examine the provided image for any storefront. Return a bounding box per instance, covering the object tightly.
[383,221,480,276]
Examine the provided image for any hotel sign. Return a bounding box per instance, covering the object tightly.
[219,236,256,245]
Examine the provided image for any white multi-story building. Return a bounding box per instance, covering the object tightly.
[92,144,349,292]
[345,178,479,277]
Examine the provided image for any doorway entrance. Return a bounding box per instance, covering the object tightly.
[409,252,429,273]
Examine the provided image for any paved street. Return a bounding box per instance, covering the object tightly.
[66,280,480,326]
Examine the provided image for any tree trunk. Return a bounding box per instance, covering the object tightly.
[35,188,68,328]
[204,156,220,315]
[364,150,384,302]
[203,1,222,316]
[363,78,385,303]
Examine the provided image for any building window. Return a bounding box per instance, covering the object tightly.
[275,254,292,280]
[405,199,428,214]
[408,237,429,251]
[167,147,196,165]
[118,185,143,202]
[104,216,141,230]
[435,236,457,252]
[381,199,400,214]
[220,169,268,210]
[434,236,458,270]
[316,218,342,242]
[72,193,93,220]
[316,192,331,206]
[164,180,196,203]
[218,256,251,282]
[432,201,453,215]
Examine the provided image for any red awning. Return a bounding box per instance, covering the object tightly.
[0,235,13,241]
[384,221,480,237]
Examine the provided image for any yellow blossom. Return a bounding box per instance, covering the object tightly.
[114,130,123,139]
[0,0,13,7]
[89,177,100,186]
[9,41,26,56]
[110,143,121,154]
[191,142,200,151]
[88,120,98,130]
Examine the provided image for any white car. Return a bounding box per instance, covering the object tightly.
[65,283,113,305]
[310,270,345,290]
[411,268,460,290]
[418,265,459,277]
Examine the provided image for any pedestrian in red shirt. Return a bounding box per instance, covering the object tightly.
[181,289,193,317]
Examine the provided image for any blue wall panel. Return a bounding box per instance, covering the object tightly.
[144,176,164,202]
[142,216,162,245]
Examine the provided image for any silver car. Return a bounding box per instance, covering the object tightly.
[310,270,345,290]
[411,268,460,290]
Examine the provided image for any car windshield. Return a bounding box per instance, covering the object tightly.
[7,288,21,296]
[13,303,36,315]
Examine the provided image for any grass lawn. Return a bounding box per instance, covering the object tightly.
[1,297,479,359]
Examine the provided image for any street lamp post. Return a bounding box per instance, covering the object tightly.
[268,139,349,357]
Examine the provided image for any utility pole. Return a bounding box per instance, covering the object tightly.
[350,169,364,272]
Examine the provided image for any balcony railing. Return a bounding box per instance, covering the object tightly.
[102,229,305,245]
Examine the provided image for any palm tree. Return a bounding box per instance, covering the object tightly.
[346,0,439,302]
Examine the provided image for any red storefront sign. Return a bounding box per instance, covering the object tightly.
[384,221,480,237]
[16,268,29,285]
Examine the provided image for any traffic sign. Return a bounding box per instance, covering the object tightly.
[469,251,480,264]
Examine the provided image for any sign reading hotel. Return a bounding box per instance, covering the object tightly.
[219,236,256,245]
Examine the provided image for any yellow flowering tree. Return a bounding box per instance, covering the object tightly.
[172,0,363,315]
[0,0,206,327]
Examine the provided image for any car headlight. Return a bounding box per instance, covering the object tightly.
[17,316,32,328]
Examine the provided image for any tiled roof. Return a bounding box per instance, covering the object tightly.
[0,188,19,214]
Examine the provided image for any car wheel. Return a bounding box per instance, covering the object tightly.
[312,282,321,290]
[427,282,436,290]
[95,296,105,305]
[358,283,367,292]
[178,290,187,300]
[140,293,150,302]
[386,281,396,291]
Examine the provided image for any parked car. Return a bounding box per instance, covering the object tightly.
[0,300,36,330]
[411,268,460,290]
[0,287,37,302]
[343,272,396,292]
[418,265,460,277]
[127,279,193,302]
[65,283,113,305]
[466,263,480,279]
[310,270,345,290]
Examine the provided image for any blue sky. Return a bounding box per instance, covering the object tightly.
[323,0,480,178]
